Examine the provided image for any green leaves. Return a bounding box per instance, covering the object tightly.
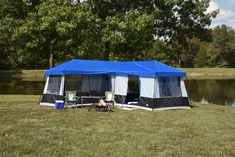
[1,0,224,69]
[210,25,235,67]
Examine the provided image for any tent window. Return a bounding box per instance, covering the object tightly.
[65,75,82,91]
[64,74,111,96]
[159,77,181,97]
[86,75,111,95]
[46,76,61,95]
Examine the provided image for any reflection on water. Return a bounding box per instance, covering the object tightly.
[185,79,235,106]
[0,81,45,95]
[0,79,234,106]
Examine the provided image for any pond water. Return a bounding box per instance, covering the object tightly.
[0,81,45,95]
[0,79,234,106]
[185,79,235,106]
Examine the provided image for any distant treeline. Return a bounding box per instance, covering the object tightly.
[0,0,234,69]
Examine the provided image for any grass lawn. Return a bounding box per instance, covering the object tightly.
[0,70,45,81]
[0,95,234,157]
[181,68,235,79]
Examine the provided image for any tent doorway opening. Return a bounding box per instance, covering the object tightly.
[125,76,140,103]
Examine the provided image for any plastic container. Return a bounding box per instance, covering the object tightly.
[55,100,64,109]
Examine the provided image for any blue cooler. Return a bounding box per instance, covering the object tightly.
[55,100,64,109]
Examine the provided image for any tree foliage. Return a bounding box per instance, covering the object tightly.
[209,25,235,67]
[14,0,101,68]
[0,0,44,69]
[2,0,234,69]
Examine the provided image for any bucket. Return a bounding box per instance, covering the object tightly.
[55,100,64,109]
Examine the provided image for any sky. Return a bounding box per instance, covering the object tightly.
[207,0,235,28]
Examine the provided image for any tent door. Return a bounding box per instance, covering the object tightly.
[125,76,140,104]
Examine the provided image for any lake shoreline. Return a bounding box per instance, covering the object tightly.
[182,68,235,79]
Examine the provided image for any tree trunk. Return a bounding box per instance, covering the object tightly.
[49,44,54,68]
[103,42,110,60]
[49,52,54,68]
[178,59,181,68]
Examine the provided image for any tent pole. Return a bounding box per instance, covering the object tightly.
[185,76,192,107]
[38,75,46,105]
[152,77,157,111]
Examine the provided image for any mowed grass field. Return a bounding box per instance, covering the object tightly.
[182,68,235,79]
[0,95,235,157]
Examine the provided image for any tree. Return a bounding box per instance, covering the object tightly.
[0,0,45,69]
[87,0,218,63]
[208,25,235,67]
[105,10,155,61]
[87,0,156,61]
[0,0,28,69]
[154,0,218,67]
[11,0,218,68]
[14,0,101,68]
[194,41,210,67]
[14,0,156,67]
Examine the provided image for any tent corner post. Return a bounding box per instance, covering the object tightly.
[38,75,46,105]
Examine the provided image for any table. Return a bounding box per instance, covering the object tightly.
[80,96,103,106]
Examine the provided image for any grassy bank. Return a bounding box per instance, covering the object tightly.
[182,68,235,79]
[1,68,235,81]
[0,70,45,81]
[0,95,234,157]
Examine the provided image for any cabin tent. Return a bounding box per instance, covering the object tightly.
[40,59,190,111]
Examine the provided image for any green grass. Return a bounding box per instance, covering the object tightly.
[0,95,234,157]
[0,70,45,81]
[181,68,235,79]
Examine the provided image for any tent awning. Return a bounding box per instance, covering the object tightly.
[45,59,186,77]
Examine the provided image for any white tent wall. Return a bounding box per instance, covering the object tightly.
[115,76,157,109]
[43,77,49,94]
[132,77,155,109]
[139,77,155,98]
[152,76,190,109]
[114,75,128,103]
[40,75,64,106]
[155,77,160,98]
[111,75,115,92]
[59,76,65,95]
[139,76,188,99]
[127,76,190,110]
[180,77,188,97]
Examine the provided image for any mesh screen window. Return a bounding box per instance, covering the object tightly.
[64,74,111,96]
[159,77,182,97]
[47,76,62,95]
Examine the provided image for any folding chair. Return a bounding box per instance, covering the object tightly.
[65,91,79,108]
[104,91,115,109]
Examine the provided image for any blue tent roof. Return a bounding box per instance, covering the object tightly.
[45,59,186,77]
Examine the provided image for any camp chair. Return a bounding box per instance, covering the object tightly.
[65,91,79,107]
[104,91,115,108]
